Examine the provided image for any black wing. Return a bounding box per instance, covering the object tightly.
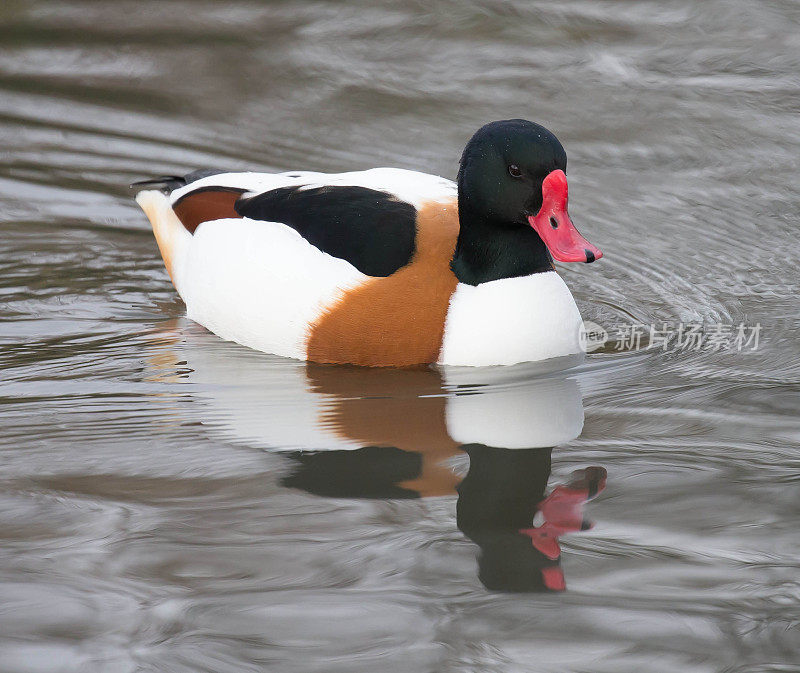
[235,185,417,277]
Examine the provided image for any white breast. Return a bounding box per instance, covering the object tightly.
[438,271,584,367]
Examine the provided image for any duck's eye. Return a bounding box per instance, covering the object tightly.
[508,164,522,178]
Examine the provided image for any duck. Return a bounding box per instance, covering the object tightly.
[134,119,603,367]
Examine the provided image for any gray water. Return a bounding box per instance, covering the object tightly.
[1,1,799,671]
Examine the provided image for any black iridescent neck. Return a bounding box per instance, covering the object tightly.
[451,193,553,286]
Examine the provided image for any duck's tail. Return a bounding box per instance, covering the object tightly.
[130,175,187,194]
[135,189,191,291]
[132,169,229,290]
[130,169,226,194]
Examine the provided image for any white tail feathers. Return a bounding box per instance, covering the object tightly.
[135,190,190,291]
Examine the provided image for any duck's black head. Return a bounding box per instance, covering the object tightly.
[453,119,602,285]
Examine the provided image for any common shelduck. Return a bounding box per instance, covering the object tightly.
[134,119,603,367]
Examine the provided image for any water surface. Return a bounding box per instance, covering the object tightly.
[1,1,799,671]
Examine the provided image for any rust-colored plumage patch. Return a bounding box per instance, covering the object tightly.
[306,364,463,497]
[172,187,245,234]
[306,200,460,367]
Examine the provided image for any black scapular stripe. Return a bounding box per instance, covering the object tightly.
[235,185,417,277]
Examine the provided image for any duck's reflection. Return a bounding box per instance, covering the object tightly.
[153,328,606,592]
[458,449,605,592]
[285,442,605,592]
[283,444,606,591]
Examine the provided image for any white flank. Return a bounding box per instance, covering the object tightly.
[178,217,368,360]
[169,168,456,209]
[438,271,584,367]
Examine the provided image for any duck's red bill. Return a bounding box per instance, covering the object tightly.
[527,169,603,263]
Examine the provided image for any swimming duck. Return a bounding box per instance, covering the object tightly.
[134,119,602,367]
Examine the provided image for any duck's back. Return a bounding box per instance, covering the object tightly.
[136,168,460,366]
